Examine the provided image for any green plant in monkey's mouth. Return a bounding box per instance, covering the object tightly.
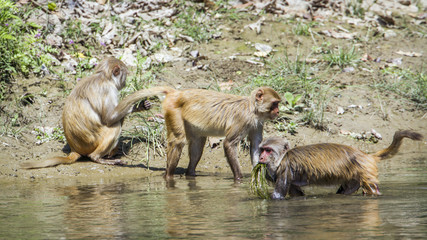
[250,163,271,199]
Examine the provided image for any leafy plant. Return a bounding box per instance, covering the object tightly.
[293,22,311,36]
[0,0,45,81]
[346,0,365,18]
[275,120,298,134]
[47,2,57,12]
[0,0,55,79]
[33,126,65,145]
[282,92,304,112]
[61,19,83,42]
[124,52,163,96]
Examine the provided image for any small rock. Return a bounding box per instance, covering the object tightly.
[245,17,265,34]
[62,58,78,74]
[343,67,355,73]
[388,58,402,65]
[190,50,199,58]
[337,106,345,115]
[371,129,382,139]
[254,43,272,57]
[384,30,397,39]
[120,48,137,67]
[89,58,98,68]
[44,54,60,66]
[45,34,63,47]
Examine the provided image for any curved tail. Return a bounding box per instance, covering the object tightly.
[20,152,81,169]
[372,130,423,160]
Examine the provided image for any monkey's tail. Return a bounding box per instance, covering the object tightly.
[146,86,176,101]
[124,86,175,104]
[139,86,175,98]
[372,130,423,160]
[20,152,81,169]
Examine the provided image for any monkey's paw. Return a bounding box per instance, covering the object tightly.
[133,100,152,112]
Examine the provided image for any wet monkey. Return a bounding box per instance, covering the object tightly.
[161,87,281,181]
[21,57,170,169]
[258,130,423,199]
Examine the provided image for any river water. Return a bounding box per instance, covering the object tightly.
[0,153,426,239]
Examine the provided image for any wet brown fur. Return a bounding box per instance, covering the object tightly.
[162,87,281,181]
[259,130,423,199]
[21,57,172,169]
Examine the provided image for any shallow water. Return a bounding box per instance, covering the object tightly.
[0,153,426,239]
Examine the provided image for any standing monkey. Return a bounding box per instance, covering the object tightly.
[258,130,423,199]
[161,87,281,181]
[21,57,170,169]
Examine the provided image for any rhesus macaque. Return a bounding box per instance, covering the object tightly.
[21,57,170,169]
[258,130,423,199]
[161,87,281,181]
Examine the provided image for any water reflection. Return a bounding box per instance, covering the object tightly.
[58,184,126,239]
[0,153,425,239]
[260,196,383,239]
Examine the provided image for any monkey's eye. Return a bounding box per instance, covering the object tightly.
[262,148,272,153]
[270,101,279,110]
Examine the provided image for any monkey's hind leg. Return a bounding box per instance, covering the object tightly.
[186,136,207,176]
[336,179,360,195]
[88,127,125,166]
[165,137,186,179]
[223,138,243,181]
[164,109,186,180]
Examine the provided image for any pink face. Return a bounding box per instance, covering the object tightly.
[259,147,273,164]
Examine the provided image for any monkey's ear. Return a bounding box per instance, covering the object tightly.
[255,89,264,101]
[112,65,121,77]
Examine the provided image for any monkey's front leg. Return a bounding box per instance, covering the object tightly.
[271,168,291,200]
[248,126,263,166]
[336,179,360,195]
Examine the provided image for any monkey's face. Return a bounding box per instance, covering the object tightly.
[112,65,127,90]
[258,137,290,181]
[259,146,280,181]
[254,87,281,120]
[269,101,280,119]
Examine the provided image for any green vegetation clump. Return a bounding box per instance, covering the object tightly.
[324,46,359,68]
[249,53,316,94]
[379,68,427,108]
[173,5,219,42]
[250,163,271,199]
[0,0,46,81]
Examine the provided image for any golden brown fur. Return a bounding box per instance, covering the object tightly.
[21,57,171,169]
[161,87,281,181]
[259,130,423,199]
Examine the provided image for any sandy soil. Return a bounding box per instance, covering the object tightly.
[0,10,426,184]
